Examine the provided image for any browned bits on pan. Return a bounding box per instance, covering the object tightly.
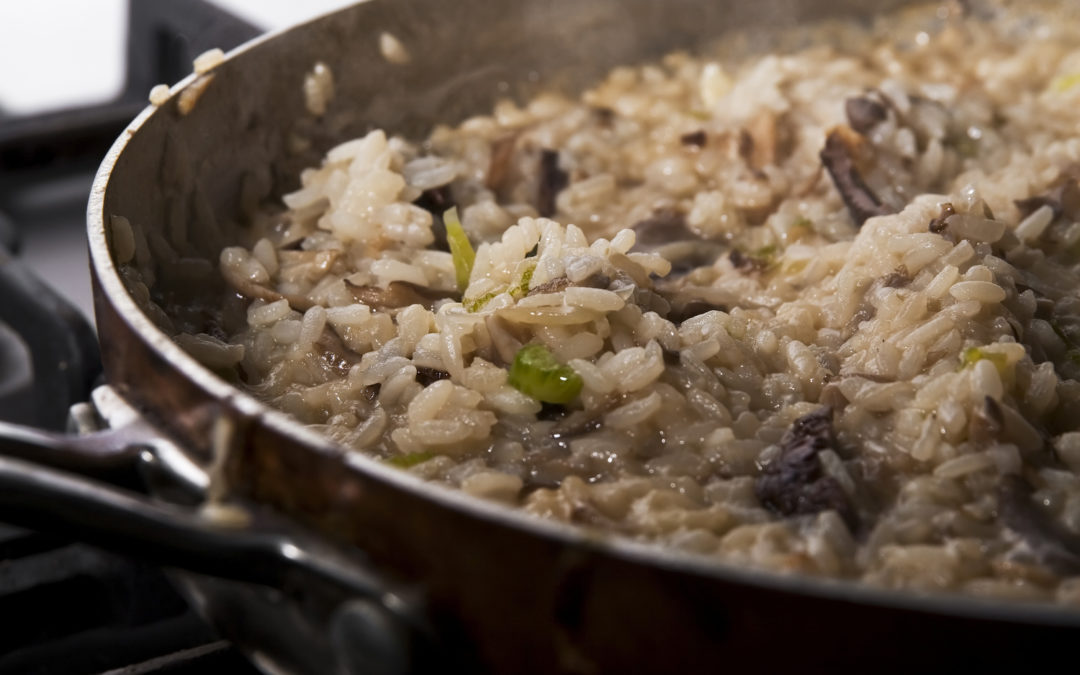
[754,407,858,530]
[928,202,956,233]
[820,127,894,227]
[844,97,888,135]
[680,129,707,147]
[537,148,569,218]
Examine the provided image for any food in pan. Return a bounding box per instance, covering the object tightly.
[126,0,1080,603]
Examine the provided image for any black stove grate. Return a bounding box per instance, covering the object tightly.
[0,524,260,675]
[0,1,266,672]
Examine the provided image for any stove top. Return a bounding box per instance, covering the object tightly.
[0,2,352,672]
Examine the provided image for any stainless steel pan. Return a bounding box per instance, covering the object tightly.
[3,0,1080,672]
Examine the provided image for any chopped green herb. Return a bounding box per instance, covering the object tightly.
[387,451,435,468]
[507,343,583,404]
[464,291,499,313]
[510,263,536,299]
[960,347,1008,374]
[753,244,778,262]
[444,206,475,292]
[1052,72,1080,93]
[1068,350,1080,366]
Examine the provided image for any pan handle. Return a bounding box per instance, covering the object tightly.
[0,451,387,599]
[0,419,145,486]
[0,395,443,675]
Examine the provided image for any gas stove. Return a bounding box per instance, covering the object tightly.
[0,2,345,672]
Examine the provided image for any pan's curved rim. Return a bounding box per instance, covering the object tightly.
[87,0,1080,633]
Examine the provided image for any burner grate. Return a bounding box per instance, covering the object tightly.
[0,1,265,672]
[0,524,259,675]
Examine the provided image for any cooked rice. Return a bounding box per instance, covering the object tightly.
[137,0,1080,603]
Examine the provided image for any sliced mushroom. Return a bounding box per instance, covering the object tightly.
[344,279,456,310]
[316,328,363,378]
[537,148,569,218]
[631,209,726,275]
[739,110,784,171]
[221,267,315,312]
[1015,178,1080,221]
[680,129,707,147]
[667,299,728,324]
[882,265,911,288]
[998,474,1080,575]
[486,133,520,192]
[413,184,454,251]
[754,407,858,530]
[820,127,894,227]
[415,366,451,387]
[845,96,888,135]
[928,202,956,234]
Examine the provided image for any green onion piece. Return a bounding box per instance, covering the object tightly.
[960,347,1008,374]
[507,343,583,404]
[510,263,536,299]
[1052,72,1080,93]
[444,206,475,292]
[387,451,435,468]
[463,291,498,313]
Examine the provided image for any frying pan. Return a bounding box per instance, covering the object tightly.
[2,0,1080,672]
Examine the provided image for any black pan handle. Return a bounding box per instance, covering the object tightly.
[0,452,378,596]
[0,409,443,674]
[0,419,144,486]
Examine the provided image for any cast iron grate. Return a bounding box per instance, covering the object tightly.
[0,1,264,672]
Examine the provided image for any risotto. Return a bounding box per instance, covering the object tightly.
[131,0,1080,603]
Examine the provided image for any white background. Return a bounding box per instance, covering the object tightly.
[0,0,355,115]
[0,1,355,318]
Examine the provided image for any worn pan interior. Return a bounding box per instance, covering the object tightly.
[88,0,1080,671]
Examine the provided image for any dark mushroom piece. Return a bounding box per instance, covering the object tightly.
[754,407,858,530]
[631,209,726,276]
[928,202,956,234]
[527,276,573,296]
[882,265,910,288]
[415,366,451,387]
[315,328,363,379]
[413,184,454,252]
[486,133,519,193]
[537,148,569,218]
[820,128,894,227]
[1015,178,1080,221]
[632,209,695,247]
[666,299,728,325]
[844,96,888,135]
[680,129,707,147]
[998,474,1080,575]
[739,110,782,172]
